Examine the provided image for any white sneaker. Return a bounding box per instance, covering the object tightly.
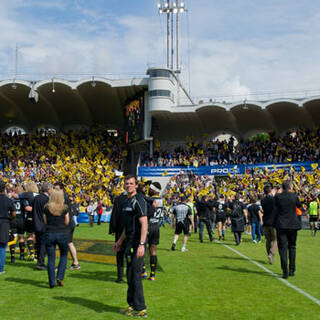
[0,271,5,275]
[181,247,188,252]
[253,240,257,244]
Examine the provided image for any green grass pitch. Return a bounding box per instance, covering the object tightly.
[1,224,320,320]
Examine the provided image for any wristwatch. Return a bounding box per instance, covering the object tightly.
[139,241,145,246]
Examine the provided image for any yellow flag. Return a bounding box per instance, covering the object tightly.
[301,166,306,173]
[311,163,318,170]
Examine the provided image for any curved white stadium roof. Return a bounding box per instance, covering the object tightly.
[1,74,320,141]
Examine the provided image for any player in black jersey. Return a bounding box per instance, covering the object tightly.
[214,194,229,241]
[9,187,25,262]
[141,182,164,281]
[20,182,39,261]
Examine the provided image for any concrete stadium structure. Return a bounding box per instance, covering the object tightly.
[1,67,320,145]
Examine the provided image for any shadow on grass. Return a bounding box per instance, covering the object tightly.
[53,296,120,313]
[9,261,38,270]
[211,255,267,265]
[5,277,48,288]
[216,265,272,277]
[68,270,116,282]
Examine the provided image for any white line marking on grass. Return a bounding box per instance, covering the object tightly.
[216,241,320,307]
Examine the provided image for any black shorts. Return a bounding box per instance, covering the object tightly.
[216,214,226,223]
[175,221,189,235]
[310,216,318,222]
[14,219,25,235]
[148,223,160,245]
[68,227,75,243]
[24,219,34,234]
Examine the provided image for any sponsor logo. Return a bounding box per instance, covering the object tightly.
[210,166,240,174]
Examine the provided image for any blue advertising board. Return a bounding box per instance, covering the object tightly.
[138,161,320,177]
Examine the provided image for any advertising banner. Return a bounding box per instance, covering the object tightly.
[138,161,320,177]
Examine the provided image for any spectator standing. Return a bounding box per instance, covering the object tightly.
[33,182,51,270]
[109,192,127,283]
[43,189,70,288]
[86,201,95,227]
[248,197,263,243]
[0,180,16,274]
[96,201,103,225]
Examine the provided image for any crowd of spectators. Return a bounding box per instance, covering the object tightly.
[141,128,320,167]
[0,128,127,206]
[162,165,320,213]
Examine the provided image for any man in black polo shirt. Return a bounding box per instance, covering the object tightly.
[113,174,148,317]
[274,180,302,279]
[261,184,277,264]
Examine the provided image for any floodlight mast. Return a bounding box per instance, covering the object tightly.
[158,0,187,72]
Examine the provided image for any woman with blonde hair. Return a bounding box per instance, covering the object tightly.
[43,189,69,288]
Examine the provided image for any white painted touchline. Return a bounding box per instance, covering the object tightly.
[216,241,320,307]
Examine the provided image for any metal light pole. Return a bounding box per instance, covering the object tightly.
[158,1,187,72]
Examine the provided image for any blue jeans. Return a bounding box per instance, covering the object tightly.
[45,232,69,287]
[251,222,261,242]
[0,243,7,272]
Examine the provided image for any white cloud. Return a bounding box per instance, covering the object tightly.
[0,0,320,103]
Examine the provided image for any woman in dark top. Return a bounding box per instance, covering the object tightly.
[43,189,69,288]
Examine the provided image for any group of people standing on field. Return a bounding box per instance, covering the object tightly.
[0,180,81,287]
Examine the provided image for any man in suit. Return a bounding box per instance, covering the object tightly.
[33,182,51,270]
[274,180,302,279]
[109,192,127,283]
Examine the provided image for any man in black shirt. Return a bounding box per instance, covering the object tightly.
[274,180,302,279]
[0,180,16,274]
[109,192,127,283]
[33,182,51,270]
[261,185,277,264]
[113,175,148,317]
[195,195,215,243]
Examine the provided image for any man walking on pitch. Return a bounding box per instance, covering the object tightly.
[274,180,302,279]
[261,185,277,264]
[113,174,148,317]
[171,196,193,252]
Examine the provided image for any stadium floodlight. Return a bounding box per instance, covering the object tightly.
[173,8,178,13]
[181,2,184,7]
[11,80,17,90]
[173,2,177,7]
[157,3,161,8]
[52,78,55,93]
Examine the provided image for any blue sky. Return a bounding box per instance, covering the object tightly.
[0,0,320,102]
